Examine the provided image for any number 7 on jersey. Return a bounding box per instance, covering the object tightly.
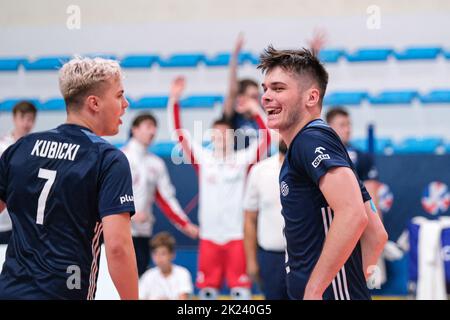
[37,168,57,225]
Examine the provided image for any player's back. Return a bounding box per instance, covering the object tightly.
[0,123,132,299]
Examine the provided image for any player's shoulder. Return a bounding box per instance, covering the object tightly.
[148,152,166,167]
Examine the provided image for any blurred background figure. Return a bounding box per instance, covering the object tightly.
[243,134,289,299]
[0,101,37,244]
[122,113,198,277]
[139,232,193,300]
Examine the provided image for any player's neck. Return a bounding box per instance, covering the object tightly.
[160,265,173,277]
[12,129,26,141]
[282,114,321,147]
[66,113,96,134]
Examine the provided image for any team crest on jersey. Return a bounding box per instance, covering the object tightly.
[280,181,289,197]
[312,146,330,168]
[421,181,450,215]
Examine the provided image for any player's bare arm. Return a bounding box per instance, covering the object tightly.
[243,210,260,284]
[304,167,368,299]
[102,212,139,300]
[360,200,388,279]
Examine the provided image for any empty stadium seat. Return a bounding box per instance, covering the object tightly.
[323,91,367,106]
[131,96,169,109]
[394,47,442,60]
[40,98,66,111]
[23,56,71,70]
[158,53,205,68]
[393,137,444,153]
[346,48,393,62]
[120,54,159,68]
[180,95,223,108]
[419,90,450,104]
[369,90,418,105]
[318,49,345,63]
[0,58,26,71]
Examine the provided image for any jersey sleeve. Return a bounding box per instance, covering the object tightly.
[177,267,194,295]
[98,147,135,218]
[243,165,260,211]
[291,129,352,186]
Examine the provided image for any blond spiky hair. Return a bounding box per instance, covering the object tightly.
[59,56,122,108]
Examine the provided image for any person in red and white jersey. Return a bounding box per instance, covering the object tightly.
[167,76,270,300]
[0,101,37,245]
[121,113,198,276]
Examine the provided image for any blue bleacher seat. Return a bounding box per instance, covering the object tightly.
[393,137,444,153]
[318,49,345,63]
[443,49,450,59]
[131,96,169,109]
[419,90,450,104]
[369,90,418,105]
[394,47,441,60]
[350,137,393,154]
[23,56,71,70]
[204,52,231,67]
[40,98,66,111]
[346,48,393,62]
[120,54,159,68]
[323,91,367,106]
[180,95,223,108]
[0,58,26,71]
[158,53,205,68]
[0,98,41,112]
[84,54,117,60]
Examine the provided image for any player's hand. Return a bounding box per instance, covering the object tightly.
[132,212,149,223]
[182,223,199,239]
[246,259,261,285]
[307,28,328,55]
[170,76,186,101]
[303,285,323,300]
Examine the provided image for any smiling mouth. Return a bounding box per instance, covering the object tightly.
[267,108,282,115]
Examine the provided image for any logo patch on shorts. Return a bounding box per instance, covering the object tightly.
[312,147,330,168]
[281,181,289,197]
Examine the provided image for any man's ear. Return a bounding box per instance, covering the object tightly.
[305,87,320,108]
[86,95,100,112]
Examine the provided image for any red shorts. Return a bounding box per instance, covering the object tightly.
[196,239,251,289]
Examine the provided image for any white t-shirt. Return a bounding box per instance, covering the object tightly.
[243,155,286,252]
[122,139,190,237]
[139,265,193,300]
[0,133,14,232]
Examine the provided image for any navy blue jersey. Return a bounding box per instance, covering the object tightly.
[279,119,371,300]
[0,124,135,300]
[346,145,379,182]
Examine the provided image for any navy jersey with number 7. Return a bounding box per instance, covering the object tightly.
[280,119,372,300]
[0,124,135,299]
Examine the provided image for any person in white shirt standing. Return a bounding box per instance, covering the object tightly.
[122,113,199,276]
[0,101,37,244]
[167,76,271,300]
[139,231,193,300]
[243,136,289,299]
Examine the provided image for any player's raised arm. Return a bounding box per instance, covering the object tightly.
[102,212,139,300]
[244,98,271,164]
[155,160,199,239]
[223,33,245,120]
[304,167,368,299]
[167,76,199,173]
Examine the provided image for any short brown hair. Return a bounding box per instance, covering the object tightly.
[257,45,329,102]
[12,101,37,117]
[150,232,176,253]
[131,113,158,128]
[238,79,258,95]
[325,107,349,124]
